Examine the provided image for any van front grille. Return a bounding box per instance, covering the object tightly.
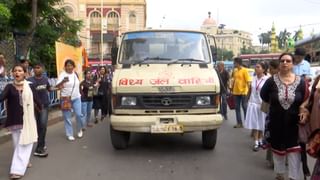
[142,95,193,108]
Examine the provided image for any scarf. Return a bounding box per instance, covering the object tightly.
[19,80,38,145]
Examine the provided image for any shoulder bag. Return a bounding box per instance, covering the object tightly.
[60,74,75,110]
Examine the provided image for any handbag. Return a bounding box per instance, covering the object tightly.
[60,96,72,110]
[60,74,75,110]
[299,123,312,143]
[307,129,320,158]
[226,94,235,110]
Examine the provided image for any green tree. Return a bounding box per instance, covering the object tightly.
[0,3,11,40]
[217,48,234,61]
[259,49,270,54]
[278,29,291,49]
[240,41,257,54]
[30,8,82,77]
[258,31,271,50]
[0,0,82,76]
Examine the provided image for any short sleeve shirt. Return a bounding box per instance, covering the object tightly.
[57,71,81,100]
[293,60,311,77]
[27,76,50,107]
[232,67,251,95]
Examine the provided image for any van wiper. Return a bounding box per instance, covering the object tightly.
[168,58,205,65]
[133,57,172,65]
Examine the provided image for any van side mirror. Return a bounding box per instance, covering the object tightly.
[111,47,118,65]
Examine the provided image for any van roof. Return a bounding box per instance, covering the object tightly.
[123,29,207,35]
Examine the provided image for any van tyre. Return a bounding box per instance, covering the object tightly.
[202,129,217,149]
[110,125,130,150]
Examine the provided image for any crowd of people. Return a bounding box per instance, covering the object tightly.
[1,47,320,179]
[217,47,320,180]
[0,55,113,179]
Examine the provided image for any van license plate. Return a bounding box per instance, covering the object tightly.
[151,124,183,133]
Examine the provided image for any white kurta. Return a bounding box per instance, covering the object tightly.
[243,75,268,130]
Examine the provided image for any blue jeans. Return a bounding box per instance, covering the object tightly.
[220,93,228,119]
[81,101,93,125]
[234,95,248,125]
[61,98,84,137]
[35,107,49,150]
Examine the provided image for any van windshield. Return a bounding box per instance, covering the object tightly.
[119,31,211,64]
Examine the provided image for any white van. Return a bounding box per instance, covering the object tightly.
[110,30,223,149]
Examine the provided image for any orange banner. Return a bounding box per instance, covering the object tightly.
[55,41,83,80]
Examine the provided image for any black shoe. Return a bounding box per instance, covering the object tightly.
[33,149,48,158]
[94,118,99,124]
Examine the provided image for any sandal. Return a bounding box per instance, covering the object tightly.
[10,174,23,179]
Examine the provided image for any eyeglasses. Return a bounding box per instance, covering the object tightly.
[280,59,293,63]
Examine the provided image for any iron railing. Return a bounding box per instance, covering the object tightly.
[0,78,60,124]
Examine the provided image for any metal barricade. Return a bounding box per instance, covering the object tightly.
[0,78,60,125]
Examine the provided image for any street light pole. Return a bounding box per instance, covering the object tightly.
[100,0,103,65]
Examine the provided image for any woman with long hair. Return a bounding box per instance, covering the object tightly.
[0,64,41,179]
[92,66,109,123]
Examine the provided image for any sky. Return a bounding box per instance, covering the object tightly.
[146,0,320,45]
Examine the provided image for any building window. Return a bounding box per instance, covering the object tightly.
[107,11,119,31]
[90,11,101,31]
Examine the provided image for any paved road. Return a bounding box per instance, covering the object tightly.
[0,111,315,180]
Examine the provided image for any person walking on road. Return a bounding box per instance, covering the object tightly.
[80,70,94,128]
[56,59,85,141]
[92,66,109,123]
[300,74,320,179]
[244,61,268,151]
[231,57,251,128]
[27,62,51,157]
[260,53,309,180]
[264,59,280,167]
[217,62,229,120]
[0,64,42,179]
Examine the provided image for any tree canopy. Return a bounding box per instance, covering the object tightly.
[0,0,82,77]
[217,48,234,61]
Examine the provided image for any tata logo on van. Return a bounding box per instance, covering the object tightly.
[161,97,173,106]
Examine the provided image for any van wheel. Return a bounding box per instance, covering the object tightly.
[110,125,130,150]
[202,129,217,149]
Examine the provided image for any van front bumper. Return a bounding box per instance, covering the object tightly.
[110,114,223,133]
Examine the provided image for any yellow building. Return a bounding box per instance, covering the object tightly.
[58,0,147,63]
[200,13,252,58]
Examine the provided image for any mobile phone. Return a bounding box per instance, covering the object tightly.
[63,77,69,82]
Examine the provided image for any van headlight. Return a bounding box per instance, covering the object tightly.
[196,96,211,106]
[121,97,137,106]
